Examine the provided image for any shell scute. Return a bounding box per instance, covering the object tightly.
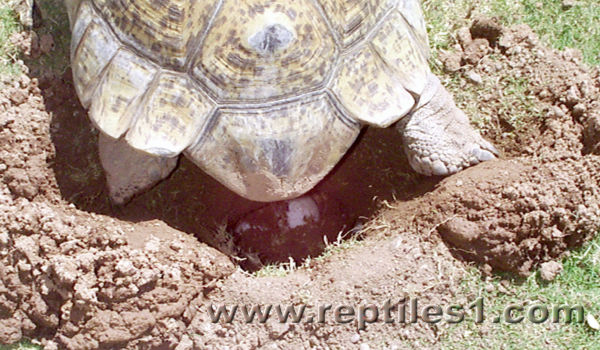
[69,0,435,200]
[192,0,337,102]
[331,45,414,127]
[125,73,215,156]
[398,0,429,56]
[89,48,158,138]
[315,0,397,48]
[370,9,429,96]
[71,2,120,108]
[185,94,360,201]
[92,0,219,68]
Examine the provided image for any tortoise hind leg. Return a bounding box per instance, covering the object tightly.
[398,74,498,176]
[98,133,178,205]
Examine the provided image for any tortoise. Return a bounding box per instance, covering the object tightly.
[64,0,497,205]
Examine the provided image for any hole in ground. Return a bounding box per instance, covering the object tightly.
[41,69,441,271]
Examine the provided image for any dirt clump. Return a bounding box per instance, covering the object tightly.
[433,157,599,275]
[539,261,563,282]
[0,67,235,348]
[9,31,41,59]
[470,16,504,45]
[447,21,600,159]
[583,105,600,154]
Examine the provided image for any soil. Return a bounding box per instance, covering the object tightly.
[1,14,600,350]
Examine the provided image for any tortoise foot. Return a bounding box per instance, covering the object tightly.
[398,74,498,176]
[98,133,178,205]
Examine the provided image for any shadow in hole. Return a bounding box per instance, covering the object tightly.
[33,58,441,271]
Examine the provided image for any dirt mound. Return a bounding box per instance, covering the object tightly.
[397,157,600,275]
[0,67,234,348]
[1,16,600,348]
[425,21,600,274]
[426,22,600,274]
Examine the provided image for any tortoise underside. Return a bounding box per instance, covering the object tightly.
[66,0,430,201]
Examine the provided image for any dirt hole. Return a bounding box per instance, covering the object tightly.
[44,71,440,270]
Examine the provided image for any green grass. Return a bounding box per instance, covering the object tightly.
[520,0,600,66]
[31,0,70,74]
[436,54,543,139]
[0,340,41,350]
[423,0,599,146]
[439,234,600,349]
[0,4,22,75]
[0,0,71,77]
[253,259,298,278]
[423,0,543,140]
[424,0,600,66]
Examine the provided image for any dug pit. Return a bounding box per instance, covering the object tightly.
[43,64,444,272]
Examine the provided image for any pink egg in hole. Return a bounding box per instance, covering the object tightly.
[231,191,356,271]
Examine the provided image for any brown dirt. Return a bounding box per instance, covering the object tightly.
[539,261,563,282]
[1,15,600,349]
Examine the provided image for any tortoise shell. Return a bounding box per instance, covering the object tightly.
[65,0,430,201]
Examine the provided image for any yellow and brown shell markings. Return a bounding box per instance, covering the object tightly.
[67,0,430,201]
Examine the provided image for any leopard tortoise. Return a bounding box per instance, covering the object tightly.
[64,0,497,204]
